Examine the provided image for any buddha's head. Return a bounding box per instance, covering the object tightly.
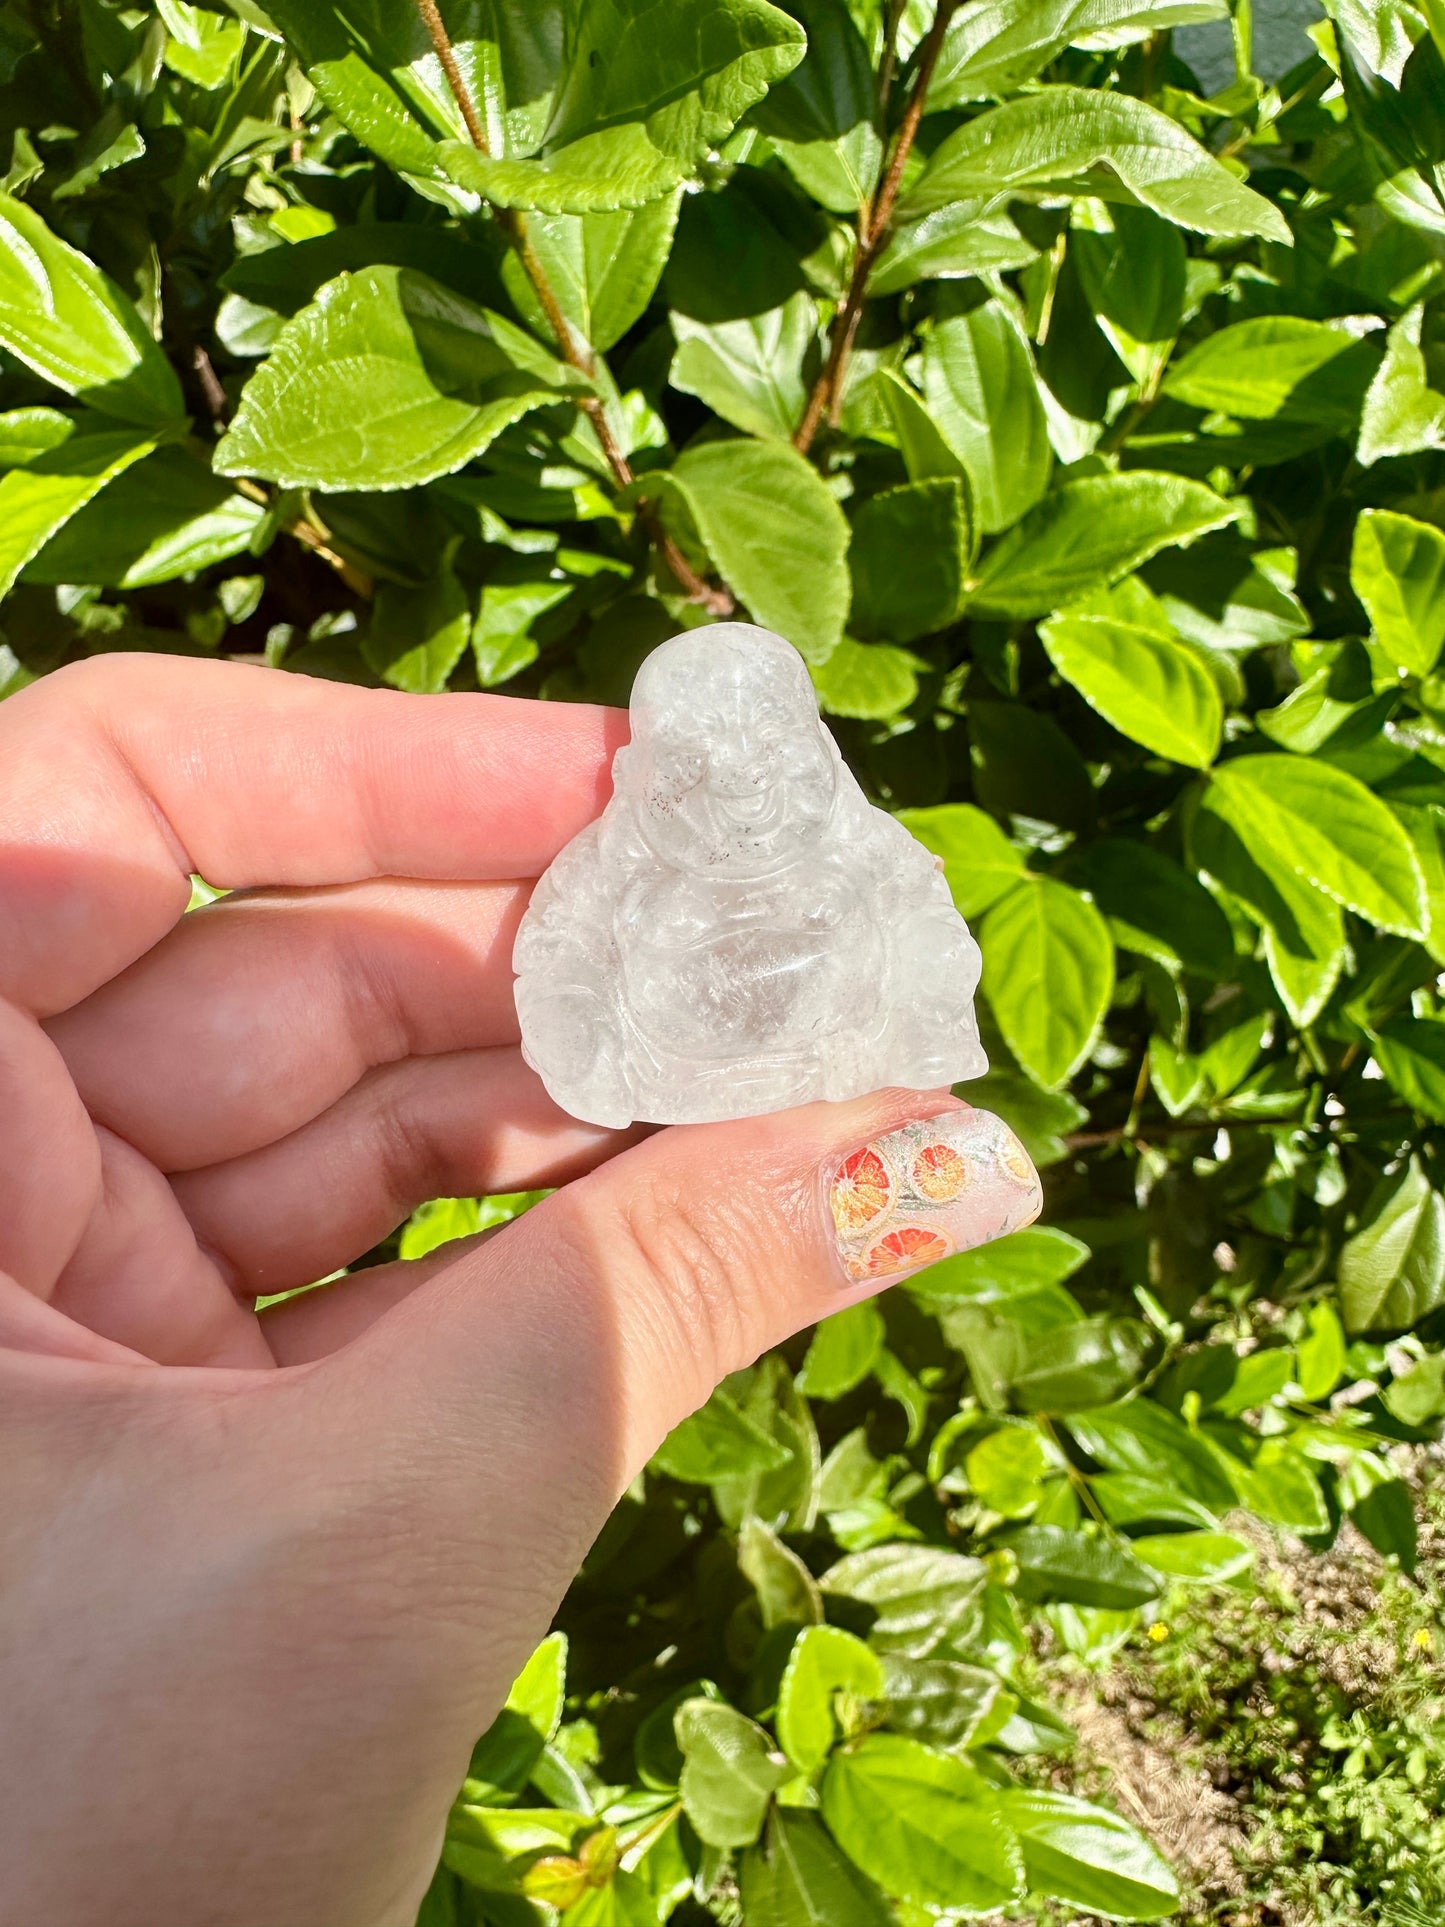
[620,624,839,877]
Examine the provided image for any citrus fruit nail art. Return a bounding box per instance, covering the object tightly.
[829,1144,896,1237]
[826,1110,1042,1286]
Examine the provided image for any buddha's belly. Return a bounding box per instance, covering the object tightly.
[621,921,882,1058]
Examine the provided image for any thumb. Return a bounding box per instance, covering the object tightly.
[342,1087,1040,1622]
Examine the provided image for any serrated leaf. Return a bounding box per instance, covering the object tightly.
[1350,506,1445,677]
[921,298,1051,535]
[661,438,849,662]
[671,292,815,440]
[1358,302,1445,463]
[676,1699,788,1849]
[849,478,970,642]
[809,637,919,717]
[1069,836,1236,976]
[926,0,1228,107]
[1164,316,1382,426]
[820,1544,986,1659]
[796,1299,886,1400]
[749,0,882,213]
[506,193,681,352]
[365,560,471,692]
[739,1517,823,1631]
[1040,582,1222,768]
[902,86,1289,242]
[1131,1531,1254,1582]
[997,1789,1179,1922]
[966,1425,1049,1515]
[1066,1404,1237,1509]
[970,472,1237,619]
[0,193,184,427]
[982,878,1115,1089]
[1073,201,1187,388]
[1204,753,1427,937]
[1341,1158,1445,1333]
[439,0,806,211]
[216,266,582,492]
[820,1735,1025,1912]
[776,1624,884,1774]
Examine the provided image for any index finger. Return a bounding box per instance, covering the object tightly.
[0,654,627,1015]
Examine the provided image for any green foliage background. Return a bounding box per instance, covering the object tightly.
[4,0,1445,1918]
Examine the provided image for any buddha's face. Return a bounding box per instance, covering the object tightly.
[626,629,838,878]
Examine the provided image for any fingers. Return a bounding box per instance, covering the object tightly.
[326,1094,1043,1508]
[0,1001,100,1294]
[1,654,626,1016]
[48,878,533,1172]
[174,1047,638,1299]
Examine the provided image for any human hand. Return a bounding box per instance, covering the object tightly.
[0,656,1040,1927]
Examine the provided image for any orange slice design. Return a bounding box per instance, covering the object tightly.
[859,1223,954,1276]
[830,1144,896,1238]
[997,1132,1034,1187]
[909,1140,970,1203]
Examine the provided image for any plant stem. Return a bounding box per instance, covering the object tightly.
[795,0,960,455]
[408,0,731,613]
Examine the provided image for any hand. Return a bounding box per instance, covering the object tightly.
[0,655,1038,1927]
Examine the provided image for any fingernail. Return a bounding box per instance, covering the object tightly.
[823,1109,1042,1286]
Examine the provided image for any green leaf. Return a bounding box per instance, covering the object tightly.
[748,0,882,213]
[671,292,815,440]
[661,439,849,662]
[216,267,583,492]
[366,560,472,692]
[912,1226,1090,1304]
[796,1300,885,1400]
[1340,1157,1445,1333]
[676,1699,788,1850]
[1204,753,1427,937]
[921,298,1051,535]
[970,472,1237,619]
[466,1631,569,1800]
[438,0,806,212]
[1089,1476,1219,1532]
[505,194,681,352]
[1066,1404,1238,1509]
[895,803,1026,918]
[1164,316,1382,427]
[876,369,969,484]
[1350,507,1445,678]
[1068,836,1236,977]
[869,204,1040,295]
[1341,1457,1418,1570]
[882,1655,1004,1753]
[1073,201,1187,389]
[902,86,1289,243]
[1384,1351,1445,1425]
[1372,1015,1445,1122]
[1358,304,1445,464]
[926,0,1228,107]
[1131,1531,1254,1582]
[966,1425,1049,1516]
[1296,1302,1348,1402]
[997,1789,1179,1921]
[1039,578,1222,768]
[820,1544,986,1658]
[776,1624,884,1775]
[739,1517,823,1631]
[1002,1317,1151,1414]
[0,424,156,601]
[740,1809,893,1927]
[24,446,265,589]
[820,1735,1024,1912]
[507,1631,567,1739]
[849,479,970,643]
[810,638,919,719]
[652,1385,793,1483]
[1006,1525,1162,1609]
[0,193,184,426]
[981,877,1116,1089]
[967,1073,1088,1170]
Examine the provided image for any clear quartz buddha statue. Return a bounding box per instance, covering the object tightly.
[513,623,987,1128]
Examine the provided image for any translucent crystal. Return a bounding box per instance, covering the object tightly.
[514,623,987,1127]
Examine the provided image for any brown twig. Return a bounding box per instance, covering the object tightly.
[409,0,731,613]
[795,0,960,454]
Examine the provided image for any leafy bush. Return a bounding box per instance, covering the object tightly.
[5,0,1445,1920]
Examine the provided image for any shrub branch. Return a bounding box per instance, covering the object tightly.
[411,0,732,614]
[795,0,960,454]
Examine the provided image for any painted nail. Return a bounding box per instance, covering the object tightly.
[824,1109,1042,1286]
